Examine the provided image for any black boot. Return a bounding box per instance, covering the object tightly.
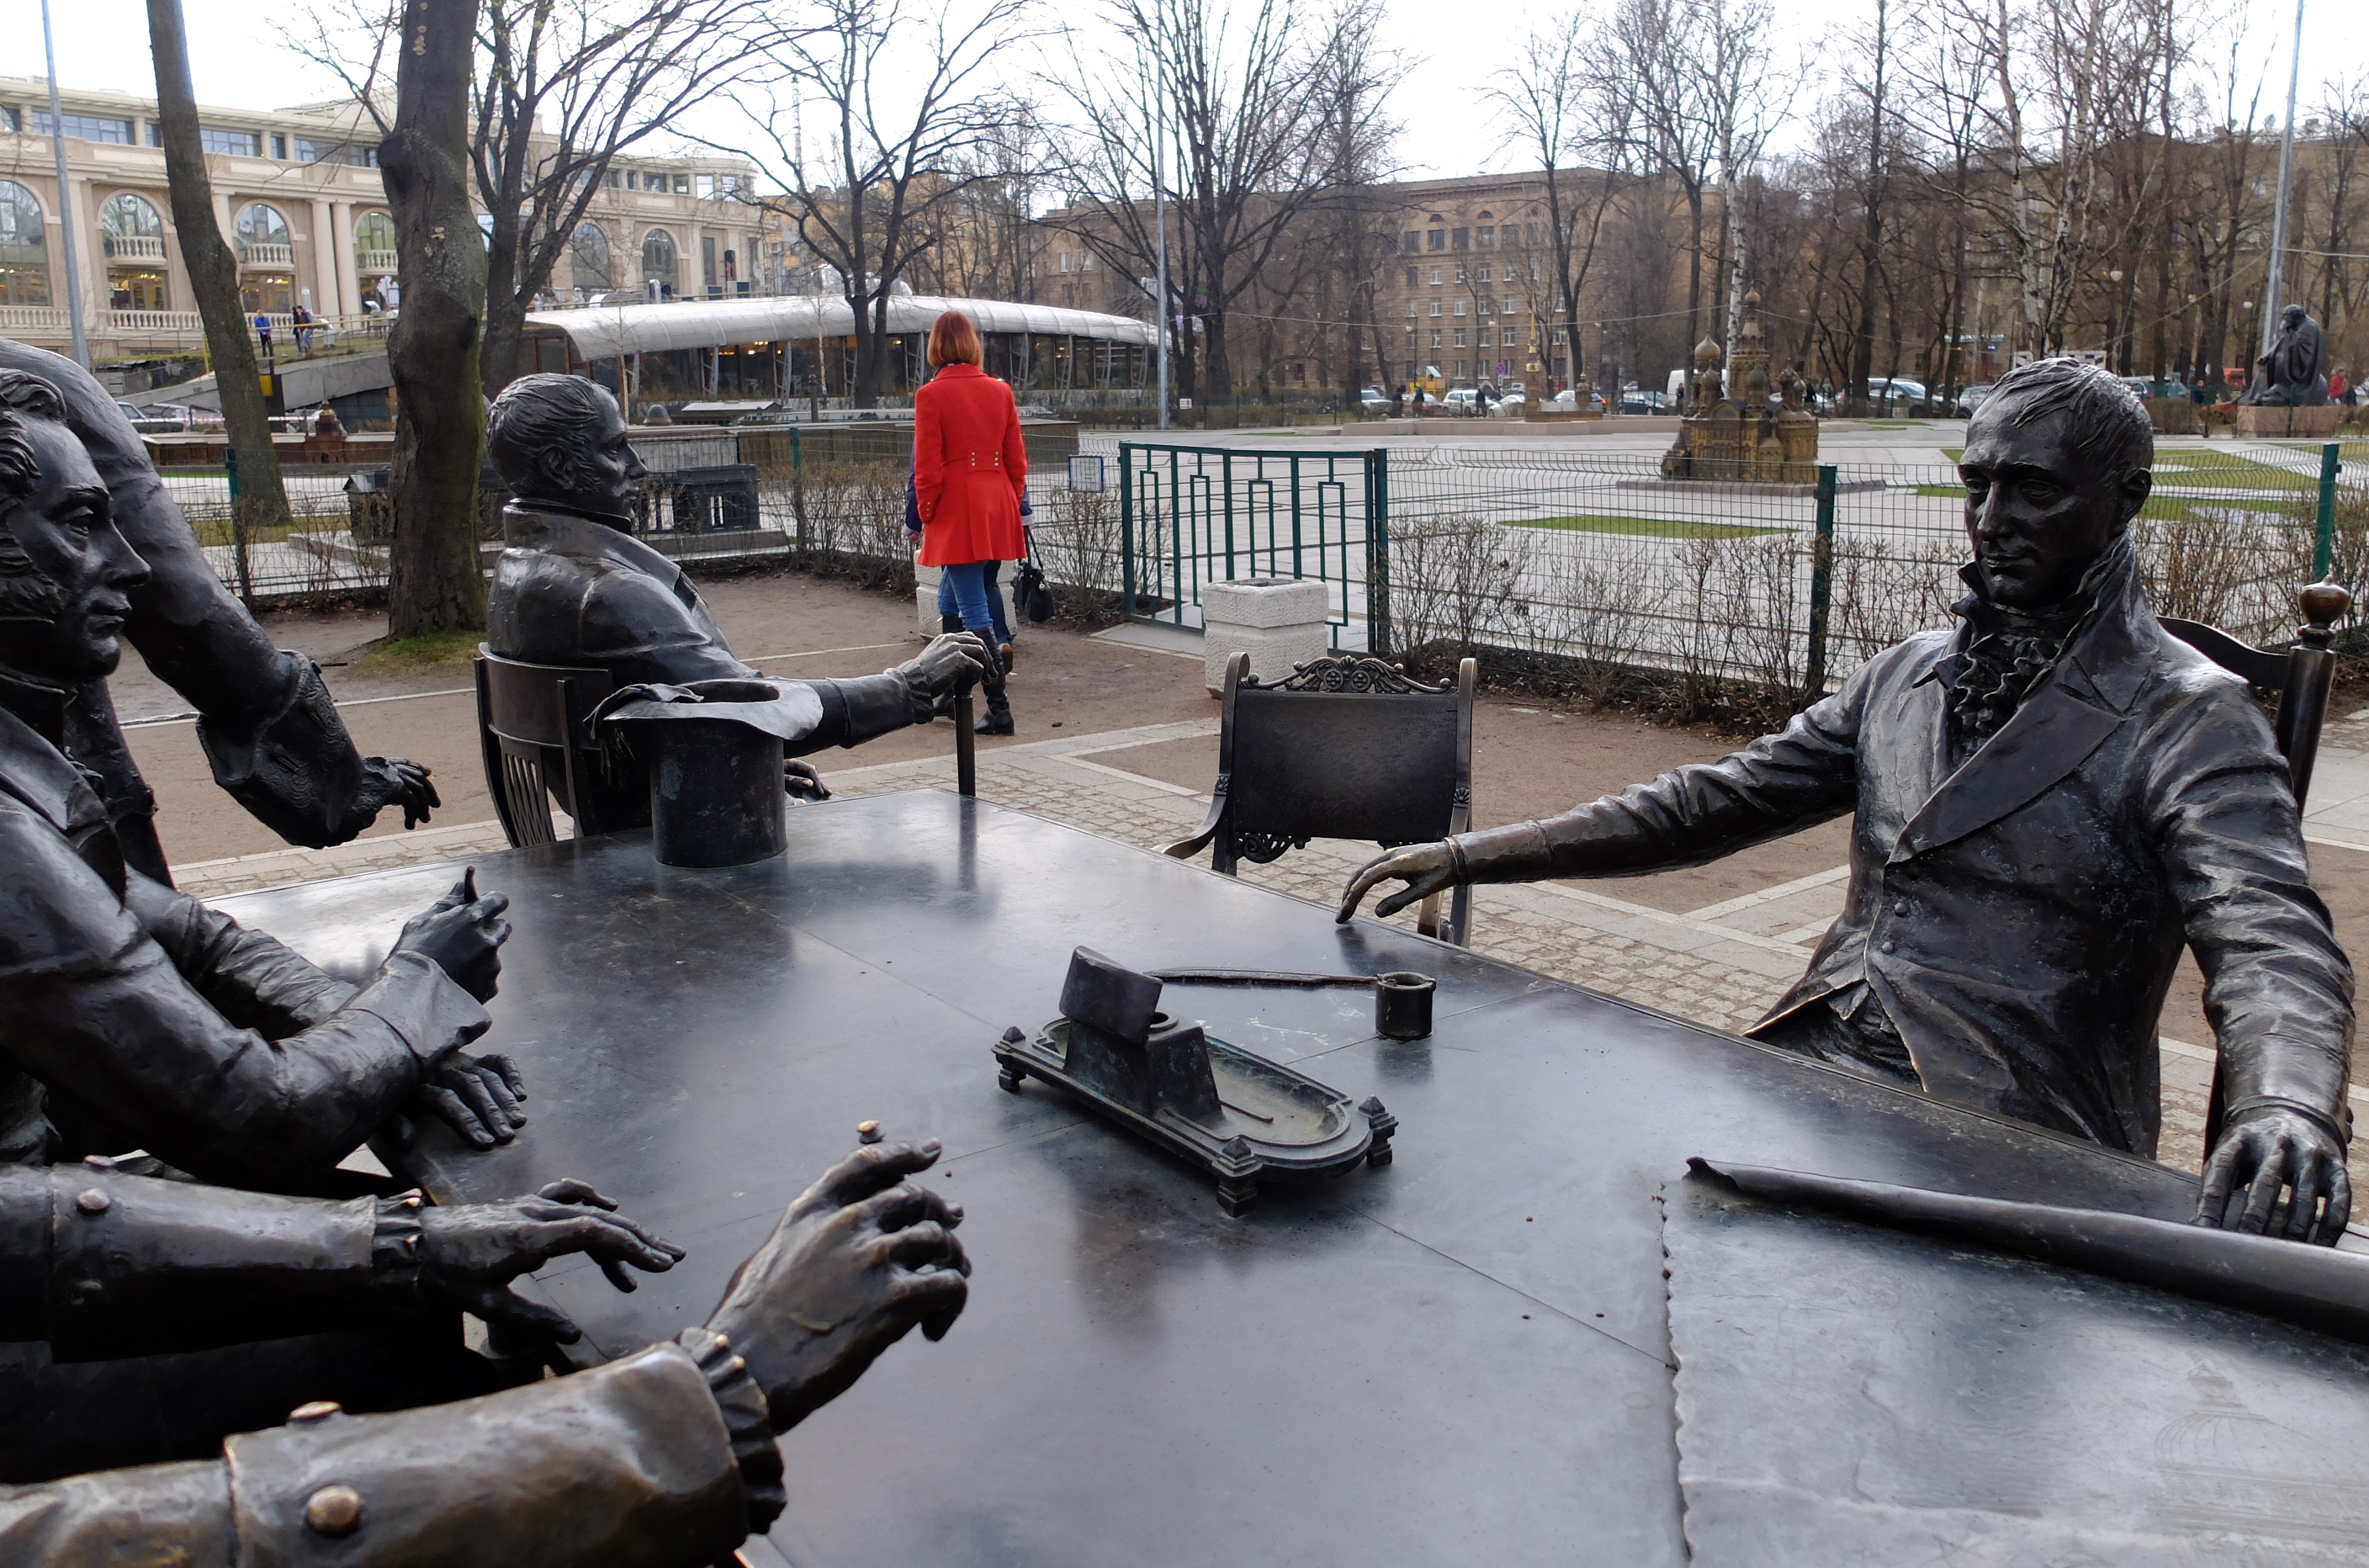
[940,612,965,634]
[973,637,1015,735]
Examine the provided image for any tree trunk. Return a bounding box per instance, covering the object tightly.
[1683,184,1704,352]
[146,0,289,600]
[380,0,490,638]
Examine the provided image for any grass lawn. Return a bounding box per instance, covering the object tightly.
[1508,513,1787,539]
[329,630,485,679]
[1927,449,2319,495]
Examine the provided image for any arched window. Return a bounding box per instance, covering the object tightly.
[352,210,398,279]
[570,223,612,290]
[641,228,677,296]
[99,193,163,237]
[235,203,292,268]
[0,182,47,305]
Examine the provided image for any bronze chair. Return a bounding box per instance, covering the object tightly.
[2159,579,2352,1152]
[1163,652,1478,946]
[474,649,617,849]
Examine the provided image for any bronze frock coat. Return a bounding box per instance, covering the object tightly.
[1456,547,2351,1157]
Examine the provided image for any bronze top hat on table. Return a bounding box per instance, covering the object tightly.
[593,680,822,867]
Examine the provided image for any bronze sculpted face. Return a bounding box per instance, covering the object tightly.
[0,379,151,685]
[485,373,649,522]
[1957,365,2153,610]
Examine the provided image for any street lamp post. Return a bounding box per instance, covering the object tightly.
[2107,269,2124,373]
[2260,0,2307,357]
[38,0,90,369]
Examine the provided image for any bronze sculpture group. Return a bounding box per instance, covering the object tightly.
[0,335,2353,1561]
[0,350,969,1564]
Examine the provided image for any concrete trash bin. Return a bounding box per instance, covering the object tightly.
[1201,576,1330,696]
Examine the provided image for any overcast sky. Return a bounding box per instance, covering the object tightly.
[13,0,2366,183]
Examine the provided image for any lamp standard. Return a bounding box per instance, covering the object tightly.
[2107,269,2124,371]
[39,0,89,368]
[2260,0,2307,357]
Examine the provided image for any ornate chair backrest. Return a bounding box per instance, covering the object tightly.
[2157,580,2350,1157]
[474,649,616,849]
[2159,580,2350,809]
[1167,652,1477,946]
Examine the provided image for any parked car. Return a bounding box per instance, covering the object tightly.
[1359,385,1391,414]
[1619,389,1667,415]
[1442,386,1481,415]
[1953,384,1999,417]
[1868,376,1930,412]
[1492,385,1527,414]
[124,402,215,433]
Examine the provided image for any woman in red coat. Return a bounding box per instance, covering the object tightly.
[914,310,1026,734]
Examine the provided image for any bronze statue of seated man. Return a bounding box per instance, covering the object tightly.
[484,374,983,827]
[0,369,519,1188]
[1342,358,2355,1242]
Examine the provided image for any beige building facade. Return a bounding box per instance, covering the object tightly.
[0,77,774,371]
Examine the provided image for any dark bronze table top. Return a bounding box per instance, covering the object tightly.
[218,790,2213,1566]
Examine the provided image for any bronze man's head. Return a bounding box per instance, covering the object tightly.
[0,370,150,685]
[1958,358,2154,610]
[485,373,648,522]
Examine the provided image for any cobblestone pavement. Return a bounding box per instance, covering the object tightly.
[175,712,2360,1177]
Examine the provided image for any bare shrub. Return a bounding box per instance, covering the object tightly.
[1032,492,1122,606]
[1529,545,1653,709]
[1387,511,1535,657]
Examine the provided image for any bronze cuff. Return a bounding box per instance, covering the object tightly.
[676,1327,786,1534]
[368,1195,426,1304]
[2223,1094,2353,1151]
[1448,819,1556,885]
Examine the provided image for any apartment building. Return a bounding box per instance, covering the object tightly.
[0,77,777,368]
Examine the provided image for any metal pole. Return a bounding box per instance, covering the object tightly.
[1119,441,1137,620]
[1151,54,1171,433]
[39,0,91,369]
[2316,442,2341,581]
[2260,0,2305,357]
[1804,464,1838,703]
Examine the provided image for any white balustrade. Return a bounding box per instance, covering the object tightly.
[103,236,167,262]
[238,244,295,268]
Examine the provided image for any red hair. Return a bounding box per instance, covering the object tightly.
[926,310,983,368]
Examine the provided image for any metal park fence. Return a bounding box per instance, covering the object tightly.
[155,426,2363,718]
[1370,440,2361,704]
[1110,438,2363,707]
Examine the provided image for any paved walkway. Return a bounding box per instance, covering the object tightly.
[181,703,2369,1179]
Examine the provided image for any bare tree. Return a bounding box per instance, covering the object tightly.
[380,0,490,634]
[1588,0,1722,351]
[1055,0,1341,407]
[1487,13,1634,389]
[713,0,1041,406]
[1310,0,1405,397]
[146,0,289,597]
[285,0,766,394]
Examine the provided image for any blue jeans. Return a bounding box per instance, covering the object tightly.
[935,561,1009,642]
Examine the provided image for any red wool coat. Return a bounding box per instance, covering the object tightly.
[913,363,1028,566]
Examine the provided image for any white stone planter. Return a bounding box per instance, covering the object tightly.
[1201,576,1330,696]
[914,559,1017,639]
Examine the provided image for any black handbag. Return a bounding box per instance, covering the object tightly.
[1015,525,1054,622]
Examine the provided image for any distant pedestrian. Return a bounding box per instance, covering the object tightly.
[252,312,273,358]
[292,303,313,355]
[2330,366,2350,404]
[913,309,1024,736]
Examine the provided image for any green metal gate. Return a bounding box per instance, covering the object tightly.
[1118,442,1391,654]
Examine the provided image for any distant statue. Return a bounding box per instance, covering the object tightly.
[2239,305,2328,406]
